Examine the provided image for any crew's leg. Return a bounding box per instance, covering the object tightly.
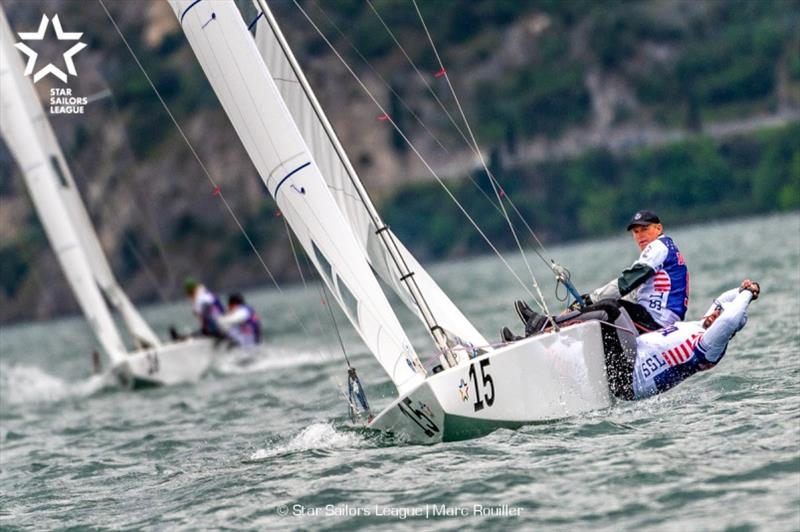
[617,300,662,333]
[524,300,622,336]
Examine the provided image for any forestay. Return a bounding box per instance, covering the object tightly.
[250,1,488,350]
[0,8,129,363]
[168,0,426,393]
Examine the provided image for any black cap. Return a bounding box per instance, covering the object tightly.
[626,210,661,231]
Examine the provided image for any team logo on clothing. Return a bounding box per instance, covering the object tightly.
[662,333,702,366]
[653,271,671,293]
[457,379,469,401]
[13,14,88,114]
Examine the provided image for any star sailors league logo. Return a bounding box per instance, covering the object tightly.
[13,14,89,114]
[14,14,86,83]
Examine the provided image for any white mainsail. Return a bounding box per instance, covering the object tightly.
[250,2,488,349]
[168,0,425,393]
[0,8,131,363]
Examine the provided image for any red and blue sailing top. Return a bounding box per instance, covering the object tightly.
[221,304,262,347]
[632,288,751,399]
[192,285,225,336]
[632,235,689,327]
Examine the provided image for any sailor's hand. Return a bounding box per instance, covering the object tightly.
[740,279,760,300]
[567,293,592,311]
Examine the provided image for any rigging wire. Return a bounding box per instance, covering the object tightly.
[284,219,367,416]
[283,217,352,368]
[366,0,559,267]
[289,0,543,308]
[364,0,469,145]
[309,0,565,325]
[308,0,449,155]
[367,0,579,314]
[59,84,178,301]
[409,0,552,319]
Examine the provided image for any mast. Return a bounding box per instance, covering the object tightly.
[253,0,456,365]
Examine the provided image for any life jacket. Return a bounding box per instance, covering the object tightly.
[632,322,722,399]
[635,235,689,326]
[195,287,224,336]
[234,305,261,346]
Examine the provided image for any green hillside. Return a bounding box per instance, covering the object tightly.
[0,0,798,321]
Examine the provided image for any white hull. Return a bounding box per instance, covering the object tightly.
[111,337,216,388]
[369,321,627,443]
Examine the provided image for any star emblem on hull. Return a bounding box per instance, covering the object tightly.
[14,14,87,83]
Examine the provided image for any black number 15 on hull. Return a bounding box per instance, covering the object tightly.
[468,359,495,412]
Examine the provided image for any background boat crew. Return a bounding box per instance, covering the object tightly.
[607,279,760,400]
[183,277,225,339]
[217,293,262,347]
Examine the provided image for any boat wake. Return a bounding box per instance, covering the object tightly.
[247,422,365,461]
[0,362,113,406]
[214,348,326,376]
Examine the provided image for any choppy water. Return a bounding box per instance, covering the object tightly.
[1,213,799,530]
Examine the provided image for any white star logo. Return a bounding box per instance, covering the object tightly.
[14,14,87,84]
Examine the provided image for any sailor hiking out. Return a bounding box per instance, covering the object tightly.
[217,293,262,347]
[510,210,689,340]
[609,279,760,400]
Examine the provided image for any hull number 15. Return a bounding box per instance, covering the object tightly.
[468,359,495,412]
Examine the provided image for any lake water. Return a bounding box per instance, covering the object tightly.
[1,213,798,530]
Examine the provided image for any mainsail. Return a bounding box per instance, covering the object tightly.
[0,8,132,363]
[168,0,426,393]
[250,1,488,350]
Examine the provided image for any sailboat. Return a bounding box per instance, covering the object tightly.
[167,0,636,442]
[0,8,216,388]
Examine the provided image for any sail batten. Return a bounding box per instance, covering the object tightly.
[251,2,489,350]
[168,0,425,392]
